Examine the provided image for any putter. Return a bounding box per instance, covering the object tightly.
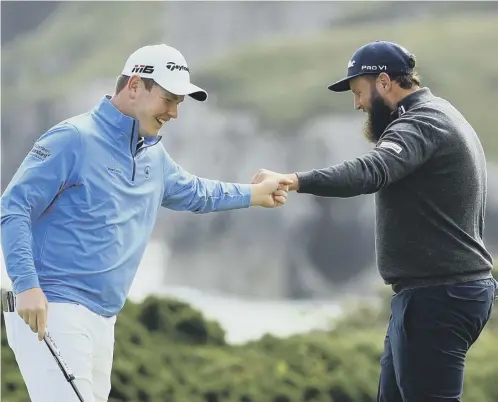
[5,291,85,402]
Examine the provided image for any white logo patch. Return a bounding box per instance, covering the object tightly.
[379,141,403,154]
[348,60,355,68]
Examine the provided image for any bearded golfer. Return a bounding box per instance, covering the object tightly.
[1,44,291,402]
[253,41,497,402]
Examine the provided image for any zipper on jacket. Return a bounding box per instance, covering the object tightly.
[129,120,136,182]
[128,121,162,182]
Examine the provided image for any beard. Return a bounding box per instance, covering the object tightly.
[363,89,394,144]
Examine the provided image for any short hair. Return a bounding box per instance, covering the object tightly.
[367,70,421,90]
[389,70,421,89]
[114,75,156,94]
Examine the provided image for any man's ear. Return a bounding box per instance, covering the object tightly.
[127,75,142,99]
[376,72,392,95]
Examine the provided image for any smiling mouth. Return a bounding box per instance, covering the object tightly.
[156,118,167,125]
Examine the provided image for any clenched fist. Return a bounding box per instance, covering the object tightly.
[250,175,293,208]
[251,169,299,192]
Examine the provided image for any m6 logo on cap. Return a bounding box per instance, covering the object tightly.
[131,65,155,74]
[166,62,190,73]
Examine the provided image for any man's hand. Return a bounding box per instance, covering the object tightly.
[16,287,48,341]
[251,169,300,192]
[250,175,293,208]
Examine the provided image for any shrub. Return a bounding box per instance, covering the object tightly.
[1,287,496,402]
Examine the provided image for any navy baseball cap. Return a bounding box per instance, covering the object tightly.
[328,41,415,92]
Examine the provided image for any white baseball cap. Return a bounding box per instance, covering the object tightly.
[121,44,208,102]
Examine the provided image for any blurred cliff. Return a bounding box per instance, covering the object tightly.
[2,1,498,303]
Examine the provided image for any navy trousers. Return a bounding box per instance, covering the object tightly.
[377,278,497,402]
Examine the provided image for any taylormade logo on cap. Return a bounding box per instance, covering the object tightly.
[121,44,208,102]
[166,62,189,72]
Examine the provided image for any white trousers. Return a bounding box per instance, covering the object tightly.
[3,302,116,402]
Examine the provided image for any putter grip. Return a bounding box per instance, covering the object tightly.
[44,332,75,382]
[44,332,84,401]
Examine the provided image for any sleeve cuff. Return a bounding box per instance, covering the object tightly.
[295,171,315,194]
[13,273,40,294]
[237,183,252,208]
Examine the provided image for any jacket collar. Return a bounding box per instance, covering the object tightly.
[92,95,162,148]
[93,95,136,136]
[393,87,433,118]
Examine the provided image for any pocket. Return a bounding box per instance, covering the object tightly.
[3,311,18,351]
[445,283,490,303]
[391,291,413,337]
[445,282,496,339]
[379,333,392,366]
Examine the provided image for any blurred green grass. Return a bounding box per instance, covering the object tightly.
[3,5,498,158]
[2,2,165,104]
[196,14,498,158]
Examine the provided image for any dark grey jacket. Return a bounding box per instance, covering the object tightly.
[296,88,494,290]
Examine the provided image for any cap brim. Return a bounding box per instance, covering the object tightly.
[185,83,208,102]
[154,79,208,102]
[327,72,366,93]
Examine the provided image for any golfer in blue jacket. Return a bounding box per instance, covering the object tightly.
[1,44,291,402]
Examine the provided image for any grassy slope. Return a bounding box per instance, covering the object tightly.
[2,2,165,105]
[3,6,498,157]
[196,14,498,158]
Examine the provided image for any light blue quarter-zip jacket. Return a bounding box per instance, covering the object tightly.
[1,96,252,316]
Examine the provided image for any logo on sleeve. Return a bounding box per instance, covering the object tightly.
[29,144,51,160]
[378,141,403,154]
[144,165,150,179]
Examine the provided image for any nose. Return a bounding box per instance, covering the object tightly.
[168,104,178,119]
[354,96,362,111]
